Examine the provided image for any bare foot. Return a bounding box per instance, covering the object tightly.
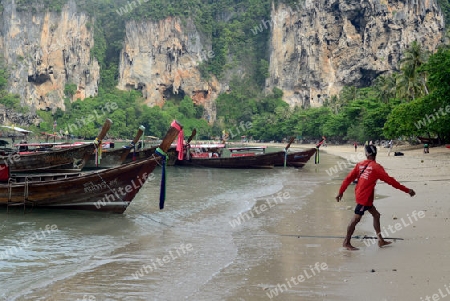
[343,244,359,251]
[378,240,392,248]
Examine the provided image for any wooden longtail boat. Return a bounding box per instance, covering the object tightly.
[176,154,275,168]
[177,146,316,169]
[176,132,316,168]
[271,148,317,168]
[0,121,182,213]
[4,143,96,172]
[121,129,193,166]
[84,125,145,168]
[1,120,112,172]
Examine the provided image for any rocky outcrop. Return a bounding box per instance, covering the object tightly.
[117,17,220,123]
[266,0,445,107]
[0,0,100,113]
[0,104,40,128]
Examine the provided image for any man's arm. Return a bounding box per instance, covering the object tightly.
[377,165,416,196]
[336,165,359,202]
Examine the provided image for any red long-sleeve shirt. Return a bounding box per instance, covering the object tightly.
[339,159,410,206]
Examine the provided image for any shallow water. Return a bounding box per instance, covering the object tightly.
[0,151,349,301]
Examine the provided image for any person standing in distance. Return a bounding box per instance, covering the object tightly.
[336,145,416,250]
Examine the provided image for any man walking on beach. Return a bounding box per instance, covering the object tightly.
[335,145,416,250]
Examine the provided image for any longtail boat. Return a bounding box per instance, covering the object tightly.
[177,145,315,169]
[0,120,182,213]
[84,125,146,168]
[176,132,315,168]
[1,120,112,172]
[272,148,317,167]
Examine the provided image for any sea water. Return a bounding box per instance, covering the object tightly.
[0,151,351,301]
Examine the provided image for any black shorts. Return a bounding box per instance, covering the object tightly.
[354,204,373,215]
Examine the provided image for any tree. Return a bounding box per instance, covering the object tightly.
[374,74,396,103]
[396,41,429,101]
[179,96,196,119]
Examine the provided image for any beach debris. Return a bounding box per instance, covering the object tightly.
[371,269,376,273]
[392,215,398,220]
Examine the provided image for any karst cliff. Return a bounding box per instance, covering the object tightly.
[0,0,99,113]
[0,0,446,123]
[266,0,445,107]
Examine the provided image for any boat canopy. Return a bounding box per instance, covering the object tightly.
[0,125,33,133]
[228,146,267,152]
[189,143,225,149]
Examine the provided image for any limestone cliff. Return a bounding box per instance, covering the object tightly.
[266,0,445,107]
[0,0,99,113]
[117,17,220,123]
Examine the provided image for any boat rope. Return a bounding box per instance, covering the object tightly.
[155,147,168,210]
[151,153,164,168]
[315,136,325,164]
[314,147,319,164]
[94,138,102,167]
[284,149,288,168]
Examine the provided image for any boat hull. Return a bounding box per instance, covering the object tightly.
[273,148,317,168]
[2,144,95,172]
[86,146,178,168]
[0,157,159,213]
[177,152,277,168]
[177,148,316,169]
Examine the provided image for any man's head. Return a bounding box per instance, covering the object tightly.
[365,145,377,159]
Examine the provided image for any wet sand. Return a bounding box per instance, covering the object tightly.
[227,150,357,300]
[239,143,450,300]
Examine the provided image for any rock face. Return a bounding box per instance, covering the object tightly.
[0,104,40,128]
[0,0,100,113]
[266,0,445,107]
[117,17,220,123]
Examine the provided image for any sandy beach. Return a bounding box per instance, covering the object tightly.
[318,144,450,300]
[237,142,450,300]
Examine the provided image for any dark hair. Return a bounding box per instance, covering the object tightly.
[365,145,377,156]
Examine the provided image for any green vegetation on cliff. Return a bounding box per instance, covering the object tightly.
[4,0,450,143]
[0,59,27,113]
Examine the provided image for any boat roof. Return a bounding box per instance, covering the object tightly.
[228,146,267,151]
[1,125,33,133]
[14,142,87,147]
[189,143,225,149]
